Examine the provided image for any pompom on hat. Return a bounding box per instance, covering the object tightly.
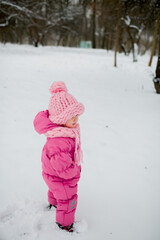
[48,81,84,125]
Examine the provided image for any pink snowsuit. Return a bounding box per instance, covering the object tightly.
[33,110,81,226]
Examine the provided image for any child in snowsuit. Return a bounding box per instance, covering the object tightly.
[33,81,84,232]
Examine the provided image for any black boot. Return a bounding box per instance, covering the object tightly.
[56,222,74,232]
[47,204,57,210]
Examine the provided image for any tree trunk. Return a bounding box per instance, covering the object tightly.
[114,0,122,67]
[92,0,96,48]
[156,38,160,78]
[126,25,137,62]
[82,5,87,41]
[148,11,160,67]
[153,37,160,93]
[108,32,111,50]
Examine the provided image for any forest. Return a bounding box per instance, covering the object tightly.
[0,0,159,55]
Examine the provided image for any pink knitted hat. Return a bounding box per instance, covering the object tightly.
[48,81,84,125]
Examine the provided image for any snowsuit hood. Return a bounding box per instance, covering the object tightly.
[33,110,58,134]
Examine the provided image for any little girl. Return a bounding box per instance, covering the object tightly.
[33,81,84,232]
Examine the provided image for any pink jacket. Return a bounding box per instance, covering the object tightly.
[33,110,81,181]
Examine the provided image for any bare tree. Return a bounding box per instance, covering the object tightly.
[153,36,160,93]
[114,0,122,67]
[122,16,144,62]
[148,10,160,66]
[92,0,96,48]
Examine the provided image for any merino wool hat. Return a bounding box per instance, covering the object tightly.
[48,81,84,125]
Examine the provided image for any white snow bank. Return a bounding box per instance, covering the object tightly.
[0,44,159,240]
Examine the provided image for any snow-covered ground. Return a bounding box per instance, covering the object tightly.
[0,44,159,240]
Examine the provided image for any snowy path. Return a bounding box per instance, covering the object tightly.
[0,44,160,240]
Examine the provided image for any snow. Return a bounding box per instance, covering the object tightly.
[0,43,160,240]
[121,16,131,26]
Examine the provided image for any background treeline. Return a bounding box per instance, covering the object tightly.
[0,0,159,55]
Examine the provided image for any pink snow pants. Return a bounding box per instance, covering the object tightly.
[42,172,78,226]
